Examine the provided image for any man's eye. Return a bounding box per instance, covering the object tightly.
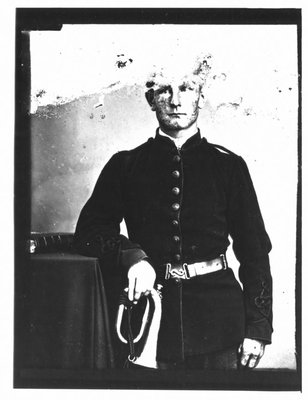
[180,85,194,92]
[157,87,171,95]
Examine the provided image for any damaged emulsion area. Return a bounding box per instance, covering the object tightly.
[33,53,135,117]
[36,89,46,98]
[93,54,134,116]
[115,54,133,69]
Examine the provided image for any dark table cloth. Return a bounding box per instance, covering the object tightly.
[21,252,115,369]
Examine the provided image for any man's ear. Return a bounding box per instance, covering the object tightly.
[145,90,156,111]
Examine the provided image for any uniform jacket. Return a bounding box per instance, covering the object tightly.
[74,130,273,362]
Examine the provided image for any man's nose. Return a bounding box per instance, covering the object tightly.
[170,89,181,107]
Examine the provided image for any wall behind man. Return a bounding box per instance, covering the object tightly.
[30,25,298,370]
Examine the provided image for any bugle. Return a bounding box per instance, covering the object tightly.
[116,285,162,369]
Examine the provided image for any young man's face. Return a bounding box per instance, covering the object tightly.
[148,75,204,132]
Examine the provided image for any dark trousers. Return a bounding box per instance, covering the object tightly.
[158,347,239,370]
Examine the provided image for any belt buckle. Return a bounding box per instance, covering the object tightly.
[165,263,190,280]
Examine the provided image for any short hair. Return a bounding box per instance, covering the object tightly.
[145,53,212,93]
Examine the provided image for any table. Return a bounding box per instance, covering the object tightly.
[20,252,115,370]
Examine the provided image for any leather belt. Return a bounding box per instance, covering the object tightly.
[164,254,228,280]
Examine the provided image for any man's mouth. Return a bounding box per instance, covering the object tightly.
[168,113,186,116]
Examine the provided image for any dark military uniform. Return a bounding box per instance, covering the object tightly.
[74,130,273,363]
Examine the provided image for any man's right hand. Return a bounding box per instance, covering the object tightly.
[127,260,156,302]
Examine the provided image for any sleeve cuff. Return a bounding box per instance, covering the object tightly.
[120,248,148,270]
[245,318,273,344]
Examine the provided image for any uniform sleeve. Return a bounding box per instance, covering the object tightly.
[74,153,148,271]
[228,156,273,344]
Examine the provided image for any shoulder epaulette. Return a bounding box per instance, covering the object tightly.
[117,138,152,155]
[209,143,238,157]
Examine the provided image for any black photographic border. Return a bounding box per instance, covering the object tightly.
[14,8,302,391]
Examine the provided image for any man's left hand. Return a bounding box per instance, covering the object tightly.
[238,338,265,368]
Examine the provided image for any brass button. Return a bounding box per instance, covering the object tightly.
[172,187,180,195]
[172,170,180,178]
[173,235,180,242]
[174,254,181,261]
[172,203,180,211]
[173,155,181,162]
[172,219,179,227]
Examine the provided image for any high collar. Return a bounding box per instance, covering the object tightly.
[154,128,203,151]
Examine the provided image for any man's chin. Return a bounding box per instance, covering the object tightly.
[162,121,190,131]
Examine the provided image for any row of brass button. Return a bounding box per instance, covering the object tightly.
[172,154,181,262]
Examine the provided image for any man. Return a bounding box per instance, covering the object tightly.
[74,54,273,370]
